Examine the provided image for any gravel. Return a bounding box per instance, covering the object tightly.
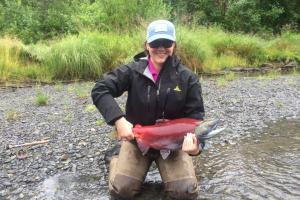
[0,74,299,199]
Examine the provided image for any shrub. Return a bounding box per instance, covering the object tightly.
[0,37,25,81]
[265,30,300,62]
[212,34,266,64]
[44,31,142,80]
[35,91,49,106]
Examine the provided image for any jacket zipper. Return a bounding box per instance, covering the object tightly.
[162,88,170,120]
[157,79,161,96]
[147,85,151,112]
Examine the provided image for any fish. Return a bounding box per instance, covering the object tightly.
[132,118,226,159]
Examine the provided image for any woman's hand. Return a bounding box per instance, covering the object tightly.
[115,117,134,141]
[182,133,200,155]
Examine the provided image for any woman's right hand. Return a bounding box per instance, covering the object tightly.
[115,117,134,141]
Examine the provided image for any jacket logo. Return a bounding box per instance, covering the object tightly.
[173,85,181,92]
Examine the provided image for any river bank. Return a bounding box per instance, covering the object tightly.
[0,74,299,199]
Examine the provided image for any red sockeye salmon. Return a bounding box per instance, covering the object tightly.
[132,118,226,159]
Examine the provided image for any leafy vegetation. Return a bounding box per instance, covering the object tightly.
[35,91,49,106]
[5,108,21,121]
[84,104,97,113]
[216,72,236,87]
[0,0,299,82]
[169,0,300,34]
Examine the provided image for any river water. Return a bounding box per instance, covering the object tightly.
[37,118,300,200]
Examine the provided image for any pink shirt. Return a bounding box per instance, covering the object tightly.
[148,58,159,82]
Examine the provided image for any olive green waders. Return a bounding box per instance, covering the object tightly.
[108,141,198,200]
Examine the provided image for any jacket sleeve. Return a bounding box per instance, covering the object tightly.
[183,73,205,120]
[91,64,131,125]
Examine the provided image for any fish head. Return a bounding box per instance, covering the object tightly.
[198,127,226,142]
[195,118,219,136]
[194,118,226,142]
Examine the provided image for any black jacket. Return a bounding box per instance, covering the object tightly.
[92,52,205,126]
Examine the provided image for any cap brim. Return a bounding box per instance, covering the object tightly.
[147,34,175,43]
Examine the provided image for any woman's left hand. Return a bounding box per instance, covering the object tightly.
[182,133,200,155]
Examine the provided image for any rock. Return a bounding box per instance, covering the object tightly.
[0,76,299,198]
[19,193,24,198]
[281,61,298,71]
[60,154,69,161]
[259,63,274,70]
[0,189,9,197]
[3,181,12,187]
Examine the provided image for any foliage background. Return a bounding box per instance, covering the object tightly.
[0,0,299,43]
[0,0,299,82]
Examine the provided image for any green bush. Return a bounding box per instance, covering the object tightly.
[265,30,300,62]
[35,91,49,106]
[177,26,261,72]
[0,37,24,81]
[0,0,170,43]
[212,34,266,64]
[177,26,211,72]
[44,31,142,80]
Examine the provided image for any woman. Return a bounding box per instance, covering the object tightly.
[92,19,205,200]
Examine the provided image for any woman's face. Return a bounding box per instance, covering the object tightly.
[146,39,175,68]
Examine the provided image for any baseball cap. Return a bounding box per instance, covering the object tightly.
[146,20,176,43]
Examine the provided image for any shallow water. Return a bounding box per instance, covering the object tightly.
[196,118,300,200]
[37,118,300,200]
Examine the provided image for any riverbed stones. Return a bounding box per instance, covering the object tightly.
[0,74,299,199]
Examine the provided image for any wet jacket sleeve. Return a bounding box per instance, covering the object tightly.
[183,73,205,120]
[91,65,131,125]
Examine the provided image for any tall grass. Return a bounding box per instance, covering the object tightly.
[0,37,51,82]
[44,32,142,80]
[264,31,300,62]
[0,26,299,82]
[177,26,267,72]
[0,37,24,81]
[176,26,299,73]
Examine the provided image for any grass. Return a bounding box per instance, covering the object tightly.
[64,113,73,123]
[0,37,52,82]
[84,104,97,113]
[44,32,140,80]
[264,31,300,62]
[54,81,63,92]
[0,27,299,82]
[96,119,104,126]
[75,85,89,99]
[177,25,299,73]
[5,109,21,121]
[216,72,236,87]
[35,91,49,106]
[257,70,280,80]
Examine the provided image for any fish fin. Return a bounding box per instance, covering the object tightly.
[160,149,171,160]
[136,139,150,155]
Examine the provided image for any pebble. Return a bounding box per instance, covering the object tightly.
[0,75,299,199]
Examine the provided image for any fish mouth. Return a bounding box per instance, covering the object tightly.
[199,127,226,141]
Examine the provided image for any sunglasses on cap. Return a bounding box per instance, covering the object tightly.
[149,39,174,48]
